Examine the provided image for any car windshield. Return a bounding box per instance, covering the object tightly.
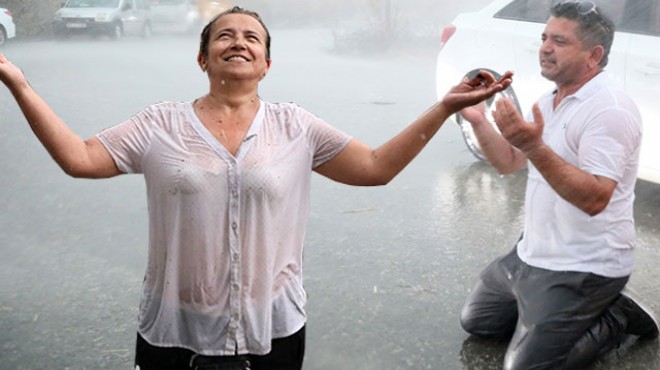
[495,0,660,35]
[65,0,120,8]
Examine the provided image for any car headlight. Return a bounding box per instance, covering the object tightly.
[95,13,109,21]
[53,12,62,21]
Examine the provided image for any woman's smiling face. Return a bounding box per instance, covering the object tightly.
[199,13,271,82]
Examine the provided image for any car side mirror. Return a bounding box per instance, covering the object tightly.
[122,2,132,10]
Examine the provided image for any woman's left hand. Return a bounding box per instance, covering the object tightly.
[442,70,513,113]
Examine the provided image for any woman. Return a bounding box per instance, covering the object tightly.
[0,7,511,370]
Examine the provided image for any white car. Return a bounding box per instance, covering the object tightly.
[53,0,152,39]
[436,0,660,184]
[0,7,16,47]
[149,0,201,34]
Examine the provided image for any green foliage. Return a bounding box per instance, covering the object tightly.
[0,0,63,38]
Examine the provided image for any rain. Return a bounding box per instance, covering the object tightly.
[1,0,659,369]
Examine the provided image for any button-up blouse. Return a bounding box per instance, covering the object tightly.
[97,100,352,355]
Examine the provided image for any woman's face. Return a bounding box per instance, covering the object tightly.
[198,13,271,82]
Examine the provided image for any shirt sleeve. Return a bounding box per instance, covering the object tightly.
[579,107,642,182]
[95,105,159,174]
[294,106,352,168]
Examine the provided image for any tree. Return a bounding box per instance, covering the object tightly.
[1,0,63,38]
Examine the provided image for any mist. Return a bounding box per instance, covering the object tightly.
[1,0,659,369]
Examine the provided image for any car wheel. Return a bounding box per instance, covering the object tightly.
[0,27,6,47]
[141,22,152,39]
[53,28,67,40]
[109,22,123,40]
[455,68,521,162]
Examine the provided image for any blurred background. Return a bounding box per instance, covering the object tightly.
[0,0,492,53]
[3,1,658,369]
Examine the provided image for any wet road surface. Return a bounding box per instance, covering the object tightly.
[1,27,659,370]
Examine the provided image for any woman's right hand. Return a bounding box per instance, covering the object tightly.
[0,52,121,179]
[0,53,28,90]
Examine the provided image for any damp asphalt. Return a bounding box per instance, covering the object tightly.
[1,26,659,370]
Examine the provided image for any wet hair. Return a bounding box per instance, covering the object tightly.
[550,1,615,67]
[198,6,271,60]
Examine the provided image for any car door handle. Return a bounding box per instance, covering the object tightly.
[637,62,660,75]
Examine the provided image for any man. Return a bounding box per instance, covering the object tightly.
[459,2,658,369]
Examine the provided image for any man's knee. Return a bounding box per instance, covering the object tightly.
[459,303,515,337]
[460,271,518,336]
[459,303,481,334]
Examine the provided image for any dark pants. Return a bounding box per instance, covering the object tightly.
[135,326,305,370]
[460,247,628,370]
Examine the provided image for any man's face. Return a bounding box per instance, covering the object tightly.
[539,17,593,85]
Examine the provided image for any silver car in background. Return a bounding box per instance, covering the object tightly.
[53,0,152,39]
[149,0,200,34]
[0,7,15,47]
[436,0,660,184]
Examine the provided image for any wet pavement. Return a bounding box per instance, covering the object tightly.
[1,26,659,370]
